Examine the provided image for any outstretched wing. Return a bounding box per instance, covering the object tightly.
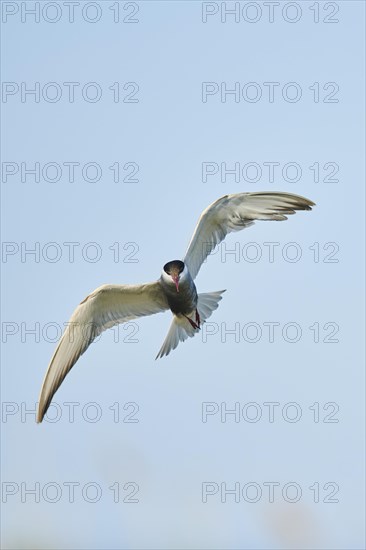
[184,192,314,280]
[37,282,168,422]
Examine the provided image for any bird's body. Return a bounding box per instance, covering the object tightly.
[37,191,315,422]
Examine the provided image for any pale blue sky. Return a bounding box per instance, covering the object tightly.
[1,1,365,549]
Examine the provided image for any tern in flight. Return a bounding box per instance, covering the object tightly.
[37,192,314,422]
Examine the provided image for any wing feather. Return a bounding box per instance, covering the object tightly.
[184,192,314,279]
[37,282,168,422]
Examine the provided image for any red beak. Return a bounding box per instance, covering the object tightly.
[172,275,179,292]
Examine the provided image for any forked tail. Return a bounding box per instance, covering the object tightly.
[155,290,226,359]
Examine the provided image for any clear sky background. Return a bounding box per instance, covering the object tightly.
[1,1,365,549]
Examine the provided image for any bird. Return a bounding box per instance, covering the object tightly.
[37,191,315,422]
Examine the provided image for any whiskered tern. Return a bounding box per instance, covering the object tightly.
[37,192,314,422]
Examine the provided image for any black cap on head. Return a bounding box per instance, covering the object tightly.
[163,260,184,274]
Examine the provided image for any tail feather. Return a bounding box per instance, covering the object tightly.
[197,290,226,322]
[155,315,196,359]
[156,290,226,359]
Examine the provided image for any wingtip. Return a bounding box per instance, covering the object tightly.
[36,396,50,423]
[155,348,164,360]
[298,196,316,209]
[155,348,169,360]
[36,406,44,424]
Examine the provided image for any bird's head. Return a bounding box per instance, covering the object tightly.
[162,260,185,292]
